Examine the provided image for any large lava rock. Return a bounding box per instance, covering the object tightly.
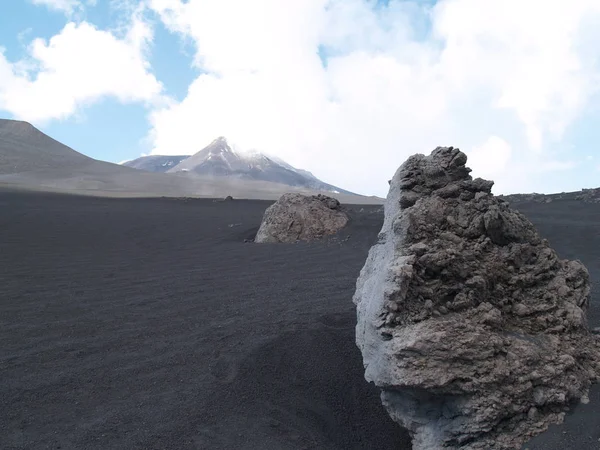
[353,147,600,449]
[255,193,348,243]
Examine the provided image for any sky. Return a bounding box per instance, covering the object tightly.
[0,0,599,197]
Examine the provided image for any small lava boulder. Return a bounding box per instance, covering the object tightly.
[255,193,348,243]
[353,146,600,449]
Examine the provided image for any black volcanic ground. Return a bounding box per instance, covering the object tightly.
[1,191,599,450]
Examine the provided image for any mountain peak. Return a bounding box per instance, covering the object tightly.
[210,136,230,147]
[205,136,235,155]
[163,137,355,195]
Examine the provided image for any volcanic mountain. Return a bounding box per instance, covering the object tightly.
[0,120,378,202]
[127,137,354,195]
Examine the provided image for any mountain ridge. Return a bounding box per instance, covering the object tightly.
[0,119,93,174]
[0,119,380,203]
[126,136,355,195]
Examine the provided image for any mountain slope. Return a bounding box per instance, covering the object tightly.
[122,155,189,173]
[0,119,92,174]
[166,136,355,195]
[266,154,352,194]
[0,119,200,196]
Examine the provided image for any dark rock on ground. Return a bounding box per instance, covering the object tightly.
[255,193,349,243]
[354,146,600,449]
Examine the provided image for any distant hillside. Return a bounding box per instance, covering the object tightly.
[162,136,355,195]
[0,119,92,174]
[122,155,190,173]
[499,188,600,204]
[0,119,197,196]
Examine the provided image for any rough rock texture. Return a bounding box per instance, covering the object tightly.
[353,147,600,449]
[255,193,349,243]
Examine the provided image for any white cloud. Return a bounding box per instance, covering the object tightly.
[538,160,578,172]
[467,136,512,179]
[30,0,82,15]
[0,14,164,124]
[435,0,600,152]
[145,0,600,196]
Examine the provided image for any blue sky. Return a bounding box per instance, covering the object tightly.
[0,0,196,164]
[0,0,599,197]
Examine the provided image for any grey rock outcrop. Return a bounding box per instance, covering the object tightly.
[255,193,349,243]
[353,146,600,449]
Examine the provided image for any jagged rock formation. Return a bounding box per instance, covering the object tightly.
[255,193,348,243]
[353,147,600,449]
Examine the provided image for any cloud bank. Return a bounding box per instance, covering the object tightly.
[147,0,600,196]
